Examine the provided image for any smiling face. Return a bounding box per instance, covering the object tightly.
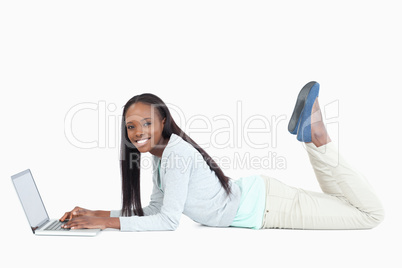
[125,102,167,156]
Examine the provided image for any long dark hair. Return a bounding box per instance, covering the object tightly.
[120,93,232,216]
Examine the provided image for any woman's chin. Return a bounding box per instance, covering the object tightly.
[136,147,150,153]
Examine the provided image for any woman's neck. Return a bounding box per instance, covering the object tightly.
[149,137,170,158]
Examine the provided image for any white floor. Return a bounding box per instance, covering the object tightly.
[3,215,397,268]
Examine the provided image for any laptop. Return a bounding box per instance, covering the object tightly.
[11,169,101,236]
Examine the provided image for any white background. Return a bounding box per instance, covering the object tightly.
[1,1,401,267]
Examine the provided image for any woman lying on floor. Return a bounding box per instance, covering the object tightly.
[61,81,385,231]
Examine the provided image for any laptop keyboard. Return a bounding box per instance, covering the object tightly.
[44,220,70,231]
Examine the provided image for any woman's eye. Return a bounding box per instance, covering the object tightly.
[127,123,150,129]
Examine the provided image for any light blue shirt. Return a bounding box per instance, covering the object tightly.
[110,133,242,231]
[230,175,266,230]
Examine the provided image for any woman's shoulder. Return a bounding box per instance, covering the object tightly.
[159,134,204,173]
[166,134,196,152]
[162,134,200,160]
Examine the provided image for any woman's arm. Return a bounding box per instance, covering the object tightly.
[117,152,192,232]
[62,216,120,230]
[94,210,112,217]
[60,207,110,221]
[60,207,120,230]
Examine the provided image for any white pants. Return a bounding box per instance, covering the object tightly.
[260,142,384,230]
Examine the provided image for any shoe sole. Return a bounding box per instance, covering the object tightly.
[288,81,318,133]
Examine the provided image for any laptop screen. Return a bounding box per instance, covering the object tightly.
[11,169,49,232]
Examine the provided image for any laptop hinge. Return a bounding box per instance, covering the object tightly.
[33,219,50,233]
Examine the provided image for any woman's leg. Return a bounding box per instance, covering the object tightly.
[261,170,383,230]
[306,99,343,197]
[261,98,384,230]
[308,97,384,222]
[305,141,384,229]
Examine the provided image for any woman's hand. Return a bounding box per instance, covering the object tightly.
[60,207,119,230]
[59,206,96,222]
[59,207,118,230]
[60,206,111,222]
[61,216,120,230]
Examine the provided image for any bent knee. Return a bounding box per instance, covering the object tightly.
[364,206,385,229]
